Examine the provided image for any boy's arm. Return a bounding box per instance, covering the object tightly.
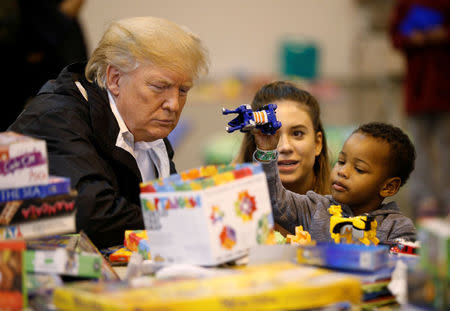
[259,160,314,234]
[382,214,417,243]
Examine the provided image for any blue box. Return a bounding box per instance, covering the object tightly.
[297,242,390,272]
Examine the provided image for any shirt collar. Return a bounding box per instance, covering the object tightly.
[108,90,134,154]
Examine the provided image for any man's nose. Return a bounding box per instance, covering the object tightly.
[163,90,180,112]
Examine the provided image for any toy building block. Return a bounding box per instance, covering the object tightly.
[329,205,379,246]
[286,226,315,246]
[390,240,419,256]
[109,247,132,263]
[222,104,282,135]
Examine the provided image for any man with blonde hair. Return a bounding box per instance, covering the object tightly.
[9,16,209,248]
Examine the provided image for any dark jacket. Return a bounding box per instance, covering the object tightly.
[9,62,177,249]
[261,160,416,243]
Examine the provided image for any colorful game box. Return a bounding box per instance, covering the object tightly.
[53,261,362,311]
[140,163,275,266]
[0,239,27,311]
[296,242,390,272]
[0,132,49,189]
[25,248,102,279]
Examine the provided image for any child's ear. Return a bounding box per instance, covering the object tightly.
[380,177,401,198]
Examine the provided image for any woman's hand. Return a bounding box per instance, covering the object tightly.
[253,128,280,150]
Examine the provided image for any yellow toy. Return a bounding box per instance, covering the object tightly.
[328,205,379,245]
[286,226,316,246]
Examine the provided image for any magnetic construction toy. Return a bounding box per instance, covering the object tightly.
[222,104,282,135]
[286,225,315,246]
[328,204,379,246]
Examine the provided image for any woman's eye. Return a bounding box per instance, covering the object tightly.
[293,130,304,137]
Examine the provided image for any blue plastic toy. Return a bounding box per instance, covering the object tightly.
[222,104,282,135]
[399,4,443,36]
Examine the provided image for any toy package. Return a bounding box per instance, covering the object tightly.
[296,242,390,272]
[25,248,102,279]
[53,261,362,311]
[417,218,449,280]
[140,163,275,266]
[0,132,49,189]
[0,239,27,311]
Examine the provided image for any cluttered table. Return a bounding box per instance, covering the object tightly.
[1,132,447,311]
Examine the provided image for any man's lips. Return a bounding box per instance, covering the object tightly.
[154,119,175,126]
[332,181,347,192]
[277,160,299,173]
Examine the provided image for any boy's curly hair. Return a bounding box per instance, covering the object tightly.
[354,122,416,186]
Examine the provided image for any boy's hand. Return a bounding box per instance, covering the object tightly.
[253,128,280,150]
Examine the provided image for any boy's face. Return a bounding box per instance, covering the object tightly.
[330,132,392,214]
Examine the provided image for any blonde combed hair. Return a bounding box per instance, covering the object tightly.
[86,16,209,88]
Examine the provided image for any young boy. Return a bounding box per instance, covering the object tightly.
[253,122,416,243]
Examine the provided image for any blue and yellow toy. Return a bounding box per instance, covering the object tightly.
[222,104,282,135]
[329,205,379,246]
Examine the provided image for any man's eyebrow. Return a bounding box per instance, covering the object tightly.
[151,78,193,88]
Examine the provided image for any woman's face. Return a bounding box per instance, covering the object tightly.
[275,100,323,191]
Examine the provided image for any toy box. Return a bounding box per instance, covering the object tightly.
[0,132,48,189]
[140,163,275,266]
[0,239,27,311]
[53,261,362,311]
[417,218,449,280]
[25,248,102,279]
[296,242,390,272]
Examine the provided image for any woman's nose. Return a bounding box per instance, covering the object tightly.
[277,134,293,153]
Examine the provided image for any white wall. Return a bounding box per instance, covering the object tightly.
[79,0,360,79]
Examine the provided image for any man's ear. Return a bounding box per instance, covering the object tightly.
[380,177,401,198]
[106,64,121,96]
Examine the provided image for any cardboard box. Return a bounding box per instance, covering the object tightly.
[53,261,362,311]
[25,248,102,279]
[140,163,275,266]
[418,218,449,280]
[0,239,27,311]
[0,132,48,189]
[296,242,390,272]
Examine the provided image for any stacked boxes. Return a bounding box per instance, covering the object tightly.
[140,163,275,266]
[407,218,449,310]
[0,132,48,188]
[0,132,76,240]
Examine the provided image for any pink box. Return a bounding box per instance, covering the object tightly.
[0,132,49,189]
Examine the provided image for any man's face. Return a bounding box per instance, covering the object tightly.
[330,132,391,214]
[112,62,193,142]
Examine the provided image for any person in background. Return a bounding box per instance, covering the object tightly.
[233,81,331,235]
[1,0,89,131]
[253,122,417,244]
[9,16,209,249]
[389,0,450,219]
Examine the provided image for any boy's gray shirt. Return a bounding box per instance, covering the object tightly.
[261,160,416,243]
